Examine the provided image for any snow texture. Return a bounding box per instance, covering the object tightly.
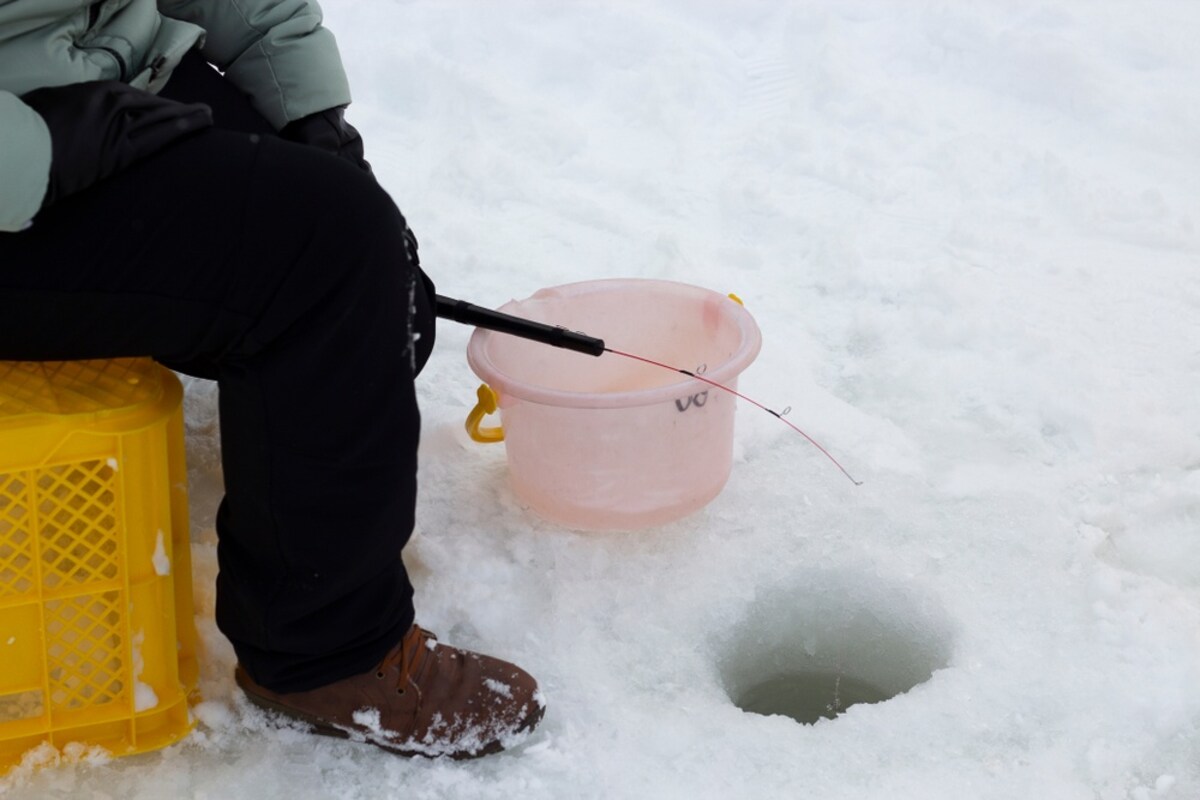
[4,1,1199,798]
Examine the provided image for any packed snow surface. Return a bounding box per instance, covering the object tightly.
[4,1,1199,798]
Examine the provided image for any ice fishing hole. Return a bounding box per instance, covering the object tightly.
[736,671,890,724]
[718,575,954,725]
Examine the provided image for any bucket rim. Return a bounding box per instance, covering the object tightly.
[465,278,762,409]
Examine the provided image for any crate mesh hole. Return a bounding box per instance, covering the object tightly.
[37,461,120,590]
[0,472,36,598]
[44,592,125,711]
[0,691,45,723]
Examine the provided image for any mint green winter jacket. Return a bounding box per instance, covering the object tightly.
[0,0,352,232]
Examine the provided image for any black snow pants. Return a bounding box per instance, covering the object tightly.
[0,53,435,693]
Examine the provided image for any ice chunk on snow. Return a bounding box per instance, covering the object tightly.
[131,631,158,712]
[192,700,235,730]
[351,708,385,735]
[134,683,159,713]
[152,530,170,576]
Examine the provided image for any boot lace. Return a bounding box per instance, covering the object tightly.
[375,625,437,700]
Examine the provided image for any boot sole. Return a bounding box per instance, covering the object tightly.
[235,666,545,761]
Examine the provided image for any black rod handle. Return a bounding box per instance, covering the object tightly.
[434,294,606,357]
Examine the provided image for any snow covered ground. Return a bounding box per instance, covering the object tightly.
[4,1,1199,798]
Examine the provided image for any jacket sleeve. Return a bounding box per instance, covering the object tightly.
[157,0,352,130]
[0,90,51,233]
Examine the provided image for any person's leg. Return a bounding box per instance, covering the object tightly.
[0,125,431,691]
[2,65,545,755]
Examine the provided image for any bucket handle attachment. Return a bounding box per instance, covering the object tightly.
[465,384,505,443]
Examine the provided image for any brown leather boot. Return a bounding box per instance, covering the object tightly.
[235,625,545,759]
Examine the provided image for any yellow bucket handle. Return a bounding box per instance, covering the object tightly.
[465,383,505,443]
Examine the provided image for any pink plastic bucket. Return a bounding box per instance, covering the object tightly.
[465,279,761,530]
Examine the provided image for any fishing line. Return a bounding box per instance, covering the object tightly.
[603,346,863,486]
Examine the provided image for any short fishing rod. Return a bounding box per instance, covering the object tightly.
[433,292,861,485]
[434,294,606,356]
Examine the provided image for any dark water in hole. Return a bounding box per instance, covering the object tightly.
[736,671,892,724]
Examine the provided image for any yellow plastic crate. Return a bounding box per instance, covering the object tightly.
[0,358,197,774]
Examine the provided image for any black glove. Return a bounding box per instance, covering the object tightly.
[280,107,371,173]
[22,80,213,209]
